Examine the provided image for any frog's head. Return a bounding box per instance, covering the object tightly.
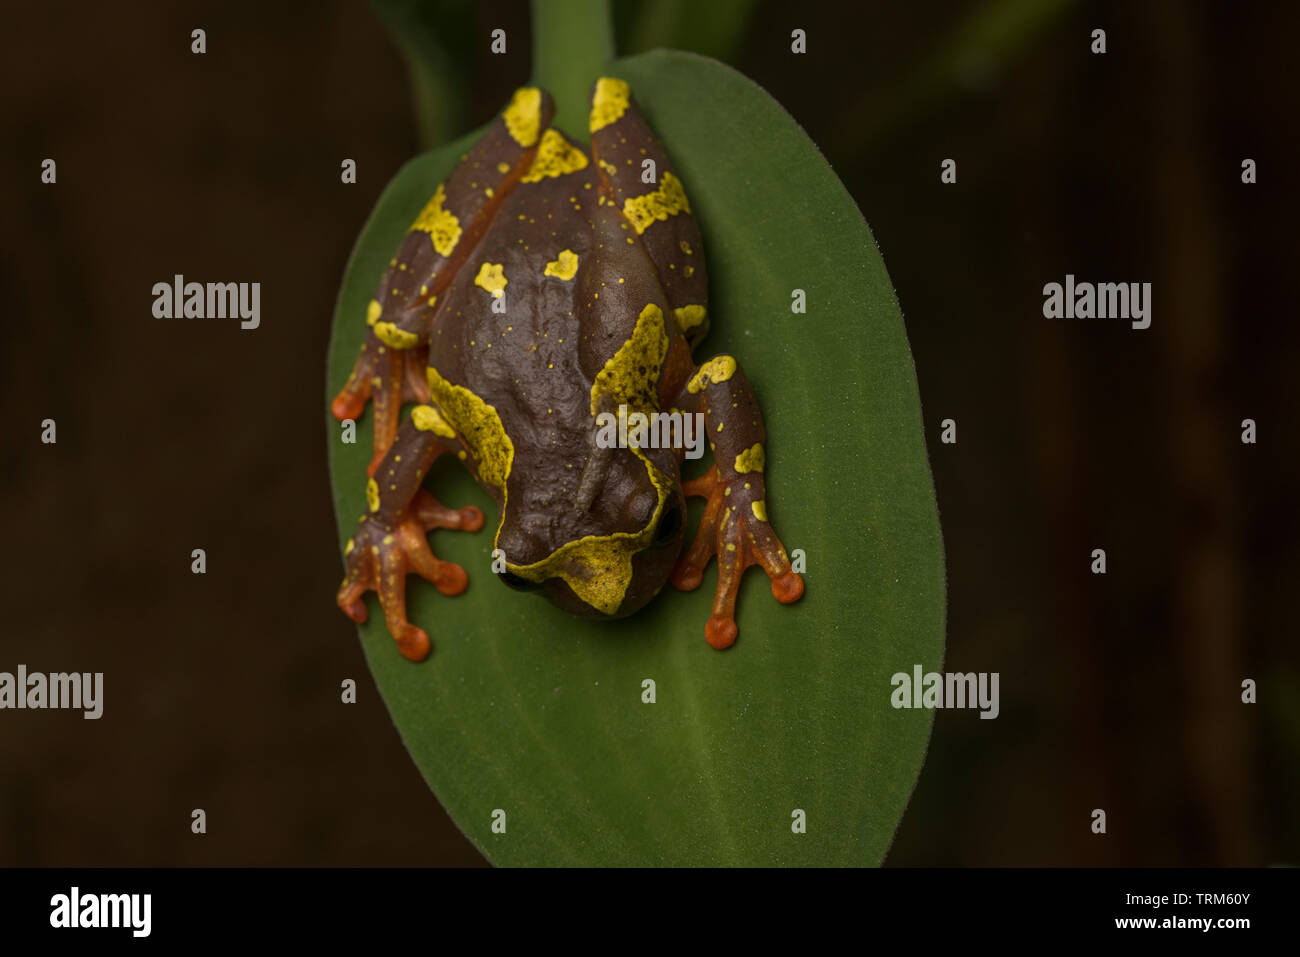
[494,440,686,619]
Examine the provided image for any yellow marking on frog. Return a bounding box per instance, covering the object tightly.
[590,303,668,416]
[485,187,494,198]
[751,500,768,522]
[427,294,438,308]
[543,249,579,280]
[457,450,467,460]
[503,87,542,147]
[383,534,394,545]
[497,161,511,174]
[589,77,630,132]
[672,304,707,335]
[474,262,508,298]
[680,240,693,255]
[344,538,354,555]
[684,265,695,277]
[598,158,618,177]
[623,173,691,234]
[412,184,462,257]
[366,479,380,512]
[373,321,419,349]
[687,355,737,393]
[366,299,382,326]
[426,367,513,497]
[412,404,456,438]
[734,443,766,474]
[521,129,588,183]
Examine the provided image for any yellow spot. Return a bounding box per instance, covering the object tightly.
[503,87,542,147]
[734,443,766,474]
[344,538,354,555]
[497,161,511,174]
[684,265,695,277]
[366,300,382,326]
[366,479,380,512]
[598,158,618,177]
[457,450,467,460]
[521,129,588,183]
[680,240,693,255]
[543,249,579,281]
[374,321,419,349]
[751,500,768,522]
[623,173,690,234]
[474,262,508,298]
[412,184,462,257]
[412,404,456,438]
[382,535,394,545]
[485,186,494,198]
[687,355,737,393]
[673,304,707,335]
[427,294,438,308]
[589,77,630,132]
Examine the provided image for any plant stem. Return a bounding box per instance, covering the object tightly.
[530,0,615,141]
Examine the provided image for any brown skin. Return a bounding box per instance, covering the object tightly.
[334,81,803,661]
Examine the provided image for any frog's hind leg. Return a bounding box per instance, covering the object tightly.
[331,86,557,467]
[587,77,711,350]
[336,408,485,661]
[670,360,804,650]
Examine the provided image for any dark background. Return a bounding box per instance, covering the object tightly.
[2,0,1295,866]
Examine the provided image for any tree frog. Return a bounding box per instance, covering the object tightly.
[331,79,803,661]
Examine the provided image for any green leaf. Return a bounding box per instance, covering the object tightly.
[327,50,945,866]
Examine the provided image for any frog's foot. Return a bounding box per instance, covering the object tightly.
[331,332,431,475]
[336,489,484,661]
[671,466,804,649]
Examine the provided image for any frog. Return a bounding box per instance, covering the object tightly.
[331,79,804,662]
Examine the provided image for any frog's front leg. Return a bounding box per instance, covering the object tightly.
[336,407,485,661]
[671,357,804,649]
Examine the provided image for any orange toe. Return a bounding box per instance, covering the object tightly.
[705,615,738,650]
[772,570,804,604]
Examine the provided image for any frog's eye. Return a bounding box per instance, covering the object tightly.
[498,570,540,591]
[654,504,683,545]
